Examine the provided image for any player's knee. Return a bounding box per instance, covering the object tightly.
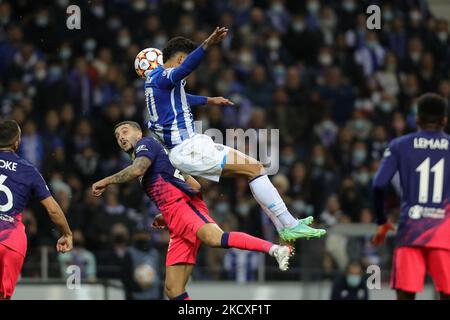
[198,227,221,247]
[246,162,265,179]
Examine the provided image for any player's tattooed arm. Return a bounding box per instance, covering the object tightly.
[108,156,151,184]
[92,157,151,196]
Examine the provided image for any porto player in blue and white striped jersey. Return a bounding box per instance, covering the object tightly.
[144,27,326,243]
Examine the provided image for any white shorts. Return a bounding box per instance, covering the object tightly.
[168,134,230,182]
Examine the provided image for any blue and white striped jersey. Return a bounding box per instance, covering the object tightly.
[144,46,208,149]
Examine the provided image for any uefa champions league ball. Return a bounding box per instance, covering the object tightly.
[134,48,163,79]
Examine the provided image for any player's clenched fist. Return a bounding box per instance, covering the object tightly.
[92,179,109,197]
[152,214,167,229]
[56,234,73,253]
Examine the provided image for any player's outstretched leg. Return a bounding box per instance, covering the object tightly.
[222,148,326,242]
[197,223,293,271]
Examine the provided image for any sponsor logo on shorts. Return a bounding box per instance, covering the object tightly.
[0,214,15,223]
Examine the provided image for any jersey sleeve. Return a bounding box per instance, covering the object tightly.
[154,46,206,89]
[372,140,400,224]
[134,138,159,162]
[373,141,399,188]
[30,168,51,201]
[186,93,207,107]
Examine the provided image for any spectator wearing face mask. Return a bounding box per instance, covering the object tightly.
[121,227,162,300]
[330,261,368,300]
[58,230,97,282]
[96,223,130,279]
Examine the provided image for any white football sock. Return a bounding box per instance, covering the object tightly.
[249,175,299,229]
[250,187,284,232]
[269,244,279,257]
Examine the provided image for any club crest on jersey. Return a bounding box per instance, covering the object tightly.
[383,148,391,157]
[136,145,149,153]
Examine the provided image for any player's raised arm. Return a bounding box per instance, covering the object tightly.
[40,196,73,253]
[92,156,152,197]
[162,27,228,85]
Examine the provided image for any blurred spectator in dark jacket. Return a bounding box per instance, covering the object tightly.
[330,261,369,300]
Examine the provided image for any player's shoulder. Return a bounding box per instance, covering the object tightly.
[136,136,163,151]
[389,132,417,148]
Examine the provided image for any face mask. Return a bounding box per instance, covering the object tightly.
[342,1,356,12]
[35,16,49,27]
[155,35,168,48]
[240,53,253,67]
[118,36,131,48]
[49,66,62,78]
[353,119,367,131]
[91,5,105,18]
[236,203,250,216]
[307,1,320,14]
[267,38,281,50]
[386,63,396,72]
[322,19,336,29]
[313,157,325,167]
[132,0,146,11]
[182,0,195,11]
[57,0,69,8]
[319,54,332,66]
[35,70,46,81]
[322,120,335,131]
[409,11,421,22]
[282,155,296,166]
[181,25,194,34]
[366,41,378,49]
[437,32,448,42]
[108,18,122,31]
[84,39,97,51]
[346,275,361,287]
[60,48,72,60]
[356,173,370,185]
[383,11,394,21]
[353,150,367,164]
[292,22,305,33]
[410,51,421,62]
[274,65,286,78]
[292,200,306,213]
[380,101,393,113]
[271,3,284,13]
[215,202,230,214]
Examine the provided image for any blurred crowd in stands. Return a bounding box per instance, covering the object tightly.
[0,0,449,294]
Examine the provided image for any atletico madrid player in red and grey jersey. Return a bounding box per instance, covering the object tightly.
[92,121,293,300]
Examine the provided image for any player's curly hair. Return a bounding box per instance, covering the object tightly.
[162,36,197,63]
[0,120,20,148]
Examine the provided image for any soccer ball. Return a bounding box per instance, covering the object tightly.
[134,48,163,79]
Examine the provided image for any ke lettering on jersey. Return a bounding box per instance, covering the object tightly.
[0,159,17,171]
